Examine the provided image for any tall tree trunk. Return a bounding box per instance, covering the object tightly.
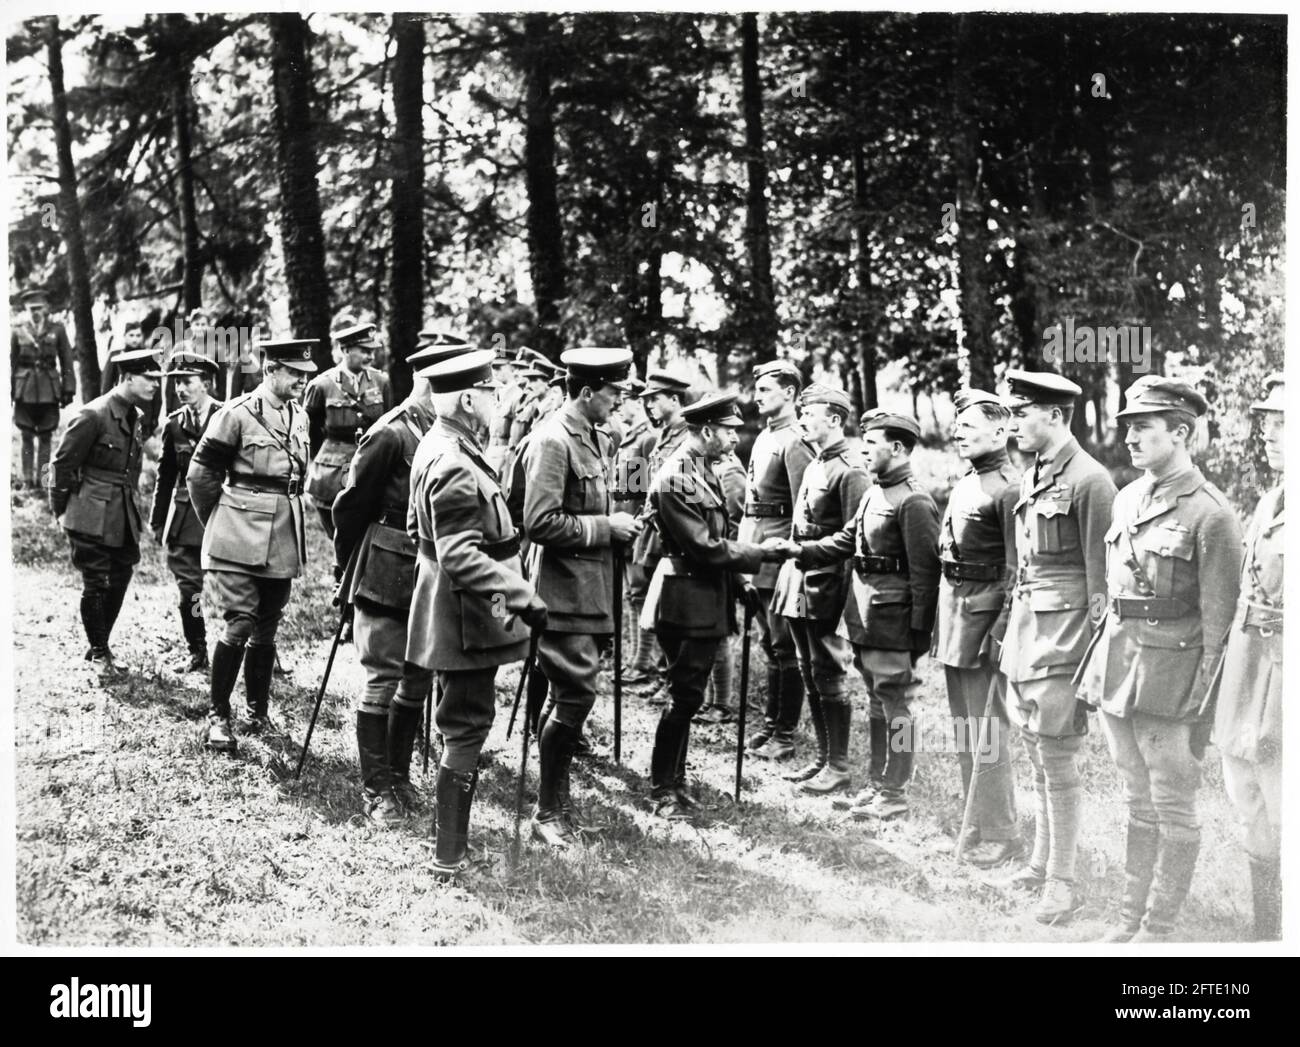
[268,13,332,372]
[46,16,100,396]
[523,13,565,359]
[169,16,203,315]
[741,13,776,367]
[952,14,995,391]
[847,21,878,412]
[388,13,424,402]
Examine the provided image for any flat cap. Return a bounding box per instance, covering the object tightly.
[409,339,473,374]
[425,348,497,393]
[954,388,1004,413]
[1115,375,1208,420]
[259,338,319,373]
[335,322,380,350]
[417,328,472,347]
[19,287,50,305]
[1251,373,1285,414]
[624,376,647,397]
[753,359,803,389]
[112,346,165,377]
[562,347,634,388]
[641,369,692,397]
[863,411,921,440]
[166,347,221,379]
[682,391,743,428]
[1005,368,1081,407]
[799,382,852,417]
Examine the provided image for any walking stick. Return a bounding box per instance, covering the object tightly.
[955,702,995,862]
[294,543,360,779]
[734,601,756,803]
[613,544,624,764]
[512,629,542,867]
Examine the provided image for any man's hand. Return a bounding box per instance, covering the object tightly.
[760,537,799,562]
[609,511,644,544]
[519,597,549,633]
[60,392,74,408]
[332,562,344,583]
[1189,720,1213,761]
[739,583,765,617]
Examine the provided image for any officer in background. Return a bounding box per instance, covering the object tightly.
[739,360,815,761]
[187,339,316,752]
[49,347,162,672]
[643,391,776,818]
[934,389,1024,867]
[996,370,1116,924]
[1076,376,1241,942]
[407,349,547,877]
[767,385,870,789]
[1210,373,1283,941]
[524,347,643,847]
[304,322,392,536]
[485,344,521,473]
[332,334,472,826]
[625,369,694,700]
[797,411,941,821]
[507,350,552,454]
[150,349,222,673]
[12,287,77,490]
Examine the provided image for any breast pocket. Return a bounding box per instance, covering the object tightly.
[567,463,607,514]
[242,433,282,477]
[1033,498,1076,554]
[86,436,125,471]
[1143,522,1196,596]
[325,398,359,430]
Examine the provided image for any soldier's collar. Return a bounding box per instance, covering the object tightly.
[257,383,289,411]
[765,411,796,432]
[1144,463,1203,502]
[970,447,1010,474]
[875,460,913,486]
[818,435,848,461]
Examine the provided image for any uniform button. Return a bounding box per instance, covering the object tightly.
[1179,642,1186,648]
[1129,526,1138,534]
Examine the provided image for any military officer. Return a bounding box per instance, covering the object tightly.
[406,349,548,877]
[996,369,1117,924]
[1209,374,1283,940]
[485,345,521,473]
[49,346,162,672]
[797,411,941,821]
[766,385,870,789]
[187,339,317,752]
[523,347,643,847]
[332,334,473,826]
[739,360,815,760]
[935,389,1024,867]
[1074,376,1241,942]
[643,391,778,818]
[304,322,393,536]
[507,352,552,452]
[625,369,694,697]
[101,322,165,435]
[150,348,223,673]
[12,287,77,490]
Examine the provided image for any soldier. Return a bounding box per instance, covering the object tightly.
[507,353,551,453]
[1075,378,1242,941]
[101,322,164,435]
[150,349,223,674]
[48,347,162,672]
[186,339,317,753]
[796,411,941,820]
[485,345,521,473]
[738,360,815,760]
[11,287,76,490]
[303,322,393,536]
[1210,374,1283,940]
[523,347,644,847]
[332,334,473,826]
[766,385,870,788]
[406,349,548,876]
[996,369,1116,924]
[643,391,778,818]
[934,389,1024,867]
[625,369,694,698]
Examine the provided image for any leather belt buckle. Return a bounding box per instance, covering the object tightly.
[286,476,301,497]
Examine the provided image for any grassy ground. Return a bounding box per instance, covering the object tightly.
[10,447,1258,946]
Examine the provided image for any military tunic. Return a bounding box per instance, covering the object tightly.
[999,436,1116,737]
[631,417,692,567]
[1212,485,1283,860]
[334,397,437,714]
[11,316,76,432]
[303,363,392,510]
[150,399,219,602]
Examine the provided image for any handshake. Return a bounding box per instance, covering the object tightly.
[759,537,801,563]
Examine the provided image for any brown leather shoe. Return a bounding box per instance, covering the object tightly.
[1033,878,1082,925]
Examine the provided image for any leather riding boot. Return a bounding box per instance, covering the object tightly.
[356,712,403,827]
[1131,832,1199,941]
[533,719,580,847]
[784,682,827,782]
[650,712,687,793]
[1250,857,1282,941]
[526,668,548,737]
[387,699,424,810]
[177,599,208,672]
[868,716,888,789]
[433,766,475,877]
[1099,819,1160,942]
[103,578,130,638]
[882,717,914,796]
[207,641,245,752]
[750,666,781,750]
[672,719,695,805]
[777,664,805,735]
[242,643,276,730]
[802,700,852,794]
[80,592,112,662]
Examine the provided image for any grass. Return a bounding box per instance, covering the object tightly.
[9,445,1259,946]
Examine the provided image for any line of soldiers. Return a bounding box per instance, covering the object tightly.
[33,315,1283,938]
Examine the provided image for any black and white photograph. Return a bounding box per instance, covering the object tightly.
[1,1,1291,974]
